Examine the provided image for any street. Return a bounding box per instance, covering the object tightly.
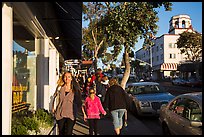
[132,81,202,135]
[159,81,202,96]
[135,115,162,135]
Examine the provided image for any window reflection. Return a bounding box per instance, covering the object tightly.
[12,41,36,113]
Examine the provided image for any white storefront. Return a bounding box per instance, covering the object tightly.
[2,3,60,135]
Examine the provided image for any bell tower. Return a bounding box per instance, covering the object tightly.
[168,14,193,35]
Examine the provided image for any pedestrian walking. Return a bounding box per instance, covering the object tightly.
[51,71,82,135]
[95,74,107,103]
[90,68,104,86]
[103,77,129,135]
[82,88,107,135]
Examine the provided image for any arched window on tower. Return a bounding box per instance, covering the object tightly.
[182,20,186,28]
[175,21,179,28]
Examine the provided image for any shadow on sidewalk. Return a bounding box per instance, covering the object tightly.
[73,111,89,135]
[73,108,115,135]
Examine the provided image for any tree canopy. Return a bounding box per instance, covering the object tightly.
[82,2,172,89]
[176,31,202,62]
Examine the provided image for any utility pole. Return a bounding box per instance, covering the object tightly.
[150,46,153,78]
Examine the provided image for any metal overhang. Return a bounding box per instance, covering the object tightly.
[14,2,82,60]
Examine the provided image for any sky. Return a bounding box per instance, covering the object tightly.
[83,2,202,68]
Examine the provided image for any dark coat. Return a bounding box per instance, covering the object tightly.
[103,85,130,111]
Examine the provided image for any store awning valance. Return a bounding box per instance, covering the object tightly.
[161,63,178,70]
[80,60,93,69]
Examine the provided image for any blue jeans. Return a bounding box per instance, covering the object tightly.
[110,109,126,129]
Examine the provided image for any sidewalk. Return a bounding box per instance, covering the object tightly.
[73,110,154,135]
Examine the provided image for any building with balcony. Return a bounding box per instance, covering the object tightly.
[135,14,200,81]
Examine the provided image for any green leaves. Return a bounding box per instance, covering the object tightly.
[83,2,172,67]
[176,31,202,62]
[11,109,54,135]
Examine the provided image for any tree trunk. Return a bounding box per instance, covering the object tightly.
[93,57,98,73]
[120,46,131,90]
[93,46,99,72]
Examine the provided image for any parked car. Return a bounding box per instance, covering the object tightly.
[117,74,137,84]
[159,92,202,135]
[125,82,175,117]
[172,78,187,86]
[185,78,202,87]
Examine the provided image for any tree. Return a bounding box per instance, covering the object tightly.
[98,2,172,89]
[82,2,110,71]
[176,31,202,62]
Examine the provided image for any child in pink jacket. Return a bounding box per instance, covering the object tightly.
[82,87,106,135]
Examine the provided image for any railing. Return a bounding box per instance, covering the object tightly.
[48,119,57,135]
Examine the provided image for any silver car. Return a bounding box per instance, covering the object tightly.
[125,82,174,117]
[117,74,137,84]
[159,92,202,135]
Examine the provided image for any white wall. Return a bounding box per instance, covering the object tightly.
[152,37,164,66]
[2,3,13,135]
[49,45,59,112]
[174,29,193,35]
[163,35,181,63]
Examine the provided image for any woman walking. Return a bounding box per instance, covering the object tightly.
[82,88,106,135]
[103,77,129,135]
[52,71,82,135]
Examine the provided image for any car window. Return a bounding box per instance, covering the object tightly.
[185,99,202,122]
[173,99,186,116]
[127,85,162,95]
[118,76,136,84]
[127,86,142,95]
[170,98,202,121]
[169,98,182,111]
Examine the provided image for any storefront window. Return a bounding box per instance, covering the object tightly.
[12,41,36,113]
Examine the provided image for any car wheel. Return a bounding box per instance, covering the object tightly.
[162,123,171,135]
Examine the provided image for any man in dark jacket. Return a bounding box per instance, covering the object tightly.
[103,77,129,135]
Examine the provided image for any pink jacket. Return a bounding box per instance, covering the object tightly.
[84,95,106,119]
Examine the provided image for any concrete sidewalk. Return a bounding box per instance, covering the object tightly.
[73,110,154,135]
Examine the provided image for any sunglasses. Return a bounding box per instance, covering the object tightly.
[89,92,95,94]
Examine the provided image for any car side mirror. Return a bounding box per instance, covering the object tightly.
[190,121,202,128]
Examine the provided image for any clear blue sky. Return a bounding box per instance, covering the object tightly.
[82,2,202,68]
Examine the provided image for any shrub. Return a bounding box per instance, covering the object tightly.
[11,118,28,135]
[12,109,54,135]
[35,108,54,127]
[22,116,40,133]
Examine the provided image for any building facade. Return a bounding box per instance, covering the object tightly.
[135,14,196,81]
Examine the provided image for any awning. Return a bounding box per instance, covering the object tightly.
[13,2,82,60]
[82,60,93,65]
[161,63,178,70]
[81,60,93,69]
